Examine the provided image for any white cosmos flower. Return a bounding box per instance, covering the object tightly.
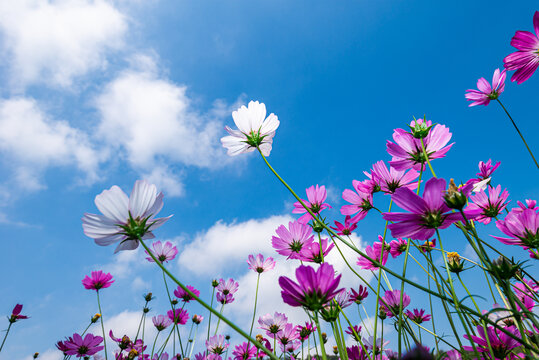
[220,100,280,156]
[82,180,172,253]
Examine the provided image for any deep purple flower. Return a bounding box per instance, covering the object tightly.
[357,236,389,270]
[345,325,362,341]
[247,254,276,273]
[232,342,257,360]
[82,180,171,253]
[350,285,369,304]
[379,290,411,318]
[64,333,104,358]
[258,312,288,338]
[56,338,72,354]
[152,315,173,331]
[493,207,539,250]
[216,292,235,304]
[279,262,343,311]
[383,178,469,240]
[299,237,334,263]
[465,69,506,106]
[145,241,178,263]
[389,238,407,258]
[206,335,229,355]
[292,185,332,224]
[217,278,239,295]
[503,11,539,84]
[405,308,431,324]
[167,308,189,325]
[371,160,419,194]
[271,221,315,260]
[341,181,374,223]
[401,345,433,360]
[477,159,501,180]
[463,325,520,359]
[330,215,358,236]
[82,271,114,291]
[346,345,367,360]
[386,123,453,171]
[468,185,510,224]
[9,304,29,323]
[174,285,200,302]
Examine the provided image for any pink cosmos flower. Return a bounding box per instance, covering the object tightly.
[216,292,235,304]
[145,241,178,263]
[276,323,299,346]
[334,290,353,308]
[247,254,276,273]
[467,185,510,224]
[350,285,369,304]
[9,304,28,323]
[206,335,229,355]
[258,312,288,338]
[167,308,189,325]
[503,11,539,84]
[82,180,171,253]
[463,325,520,358]
[82,271,114,291]
[346,345,367,360]
[357,236,389,270]
[514,199,537,213]
[295,322,316,342]
[405,308,431,324]
[152,315,173,331]
[386,122,453,171]
[330,215,358,236]
[345,325,362,341]
[383,178,470,240]
[465,68,506,106]
[217,278,239,295]
[279,262,343,311]
[371,160,419,194]
[220,101,280,156]
[64,333,104,358]
[476,159,501,180]
[292,185,331,224]
[299,237,334,263]
[389,238,407,258]
[341,181,374,223]
[174,285,200,302]
[271,221,315,260]
[493,207,539,250]
[379,290,411,318]
[280,339,300,354]
[233,342,257,360]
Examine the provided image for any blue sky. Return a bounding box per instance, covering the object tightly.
[1,1,538,359]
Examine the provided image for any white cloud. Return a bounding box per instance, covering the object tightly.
[0,0,127,89]
[0,97,102,190]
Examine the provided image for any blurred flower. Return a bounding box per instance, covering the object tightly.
[192,314,204,325]
[152,315,173,331]
[232,342,257,360]
[272,221,315,260]
[299,237,334,263]
[64,333,104,358]
[258,312,288,338]
[362,336,390,354]
[463,325,520,358]
[465,68,506,106]
[401,345,433,360]
[503,11,539,84]
[330,215,358,235]
[334,290,353,308]
[345,325,362,341]
[446,252,465,274]
[279,262,343,311]
[82,180,171,253]
[405,308,431,324]
[346,345,367,360]
[292,185,331,224]
[371,160,419,194]
[357,236,389,270]
[174,285,200,302]
[295,322,316,342]
[247,254,276,273]
[350,285,369,304]
[389,238,407,258]
[9,304,29,323]
[276,323,299,346]
[216,292,235,304]
[379,290,411,318]
[145,241,178,263]
[167,308,189,325]
[206,335,229,355]
[81,271,114,291]
[221,101,279,156]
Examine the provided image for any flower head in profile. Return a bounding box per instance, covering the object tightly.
[345,325,362,341]
[465,69,506,106]
[477,159,501,180]
[379,290,411,318]
[357,236,389,270]
[463,325,520,359]
[217,278,239,295]
[389,238,407,258]
[258,312,288,338]
[216,292,235,304]
[82,271,114,291]
[9,304,29,323]
[279,262,343,311]
[174,285,200,302]
[206,335,229,355]
[82,180,171,253]
[292,185,331,224]
[221,101,280,156]
[503,11,539,84]
[493,207,539,250]
[468,185,510,224]
[295,322,316,341]
[371,160,419,194]
[330,215,358,236]
[405,308,431,324]
[247,254,276,273]
[64,333,104,358]
[145,241,178,263]
[152,315,173,331]
[276,323,299,346]
[272,221,315,260]
[341,181,374,223]
[232,342,257,360]
[192,314,204,325]
[299,237,334,263]
[350,285,369,304]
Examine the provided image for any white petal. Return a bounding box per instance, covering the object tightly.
[259,141,273,156]
[95,186,129,223]
[225,126,247,138]
[94,233,125,246]
[260,113,279,135]
[221,136,252,156]
[82,213,120,237]
[146,192,165,219]
[114,239,140,253]
[232,105,252,134]
[248,101,266,131]
[473,178,490,193]
[148,215,172,230]
[129,180,158,219]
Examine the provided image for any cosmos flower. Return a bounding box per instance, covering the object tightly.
[350,285,369,304]
[206,335,229,355]
[465,69,506,106]
[379,290,411,318]
[82,180,171,253]
[247,254,276,273]
[167,308,189,325]
[152,315,173,331]
[63,333,104,358]
[9,304,29,323]
[345,325,362,341]
[295,322,316,341]
[192,314,204,325]
[217,278,239,295]
[405,308,431,324]
[174,285,200,302]
[503,11,539,84]
[299,237,334,263]
[341,181,374,223]
[232,342,257,360]
[371,160,419,194]
[467,185,510,224]
[82,271,114,291]
[389,238,407,258]
[258,312,288,338]
[493,207,539,250]
[292,185,332,224]
[216,292,235,304]
[476,159,501,180]
[357,236,389,270]
[279,262,343,311]
[276,323,299,346]
[145,241,178,263]
[271,221,315,260]
[221,101,280,156]
[463,325,520,359]
[346,345,367,360]
[330,215,358,236]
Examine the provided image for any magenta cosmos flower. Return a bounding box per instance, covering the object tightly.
[350,285,368,304]
[477,159,501,180]
[299,237,334,263]
[504,11,539,84]
[9,304,29,323]
[233,342,257,360]
[167,308,189,325]
[467,185,510,225]
[379,290,411,318]
[82,271,114,291]
[386,121,453,171]
[292,185,331,224]
[405,308,431,324]
[493,207,539,250]
[217,278,239,295]
[247,254,276,273]
[145,240,178,263]
[371,160,419,194]
[465,68,506,106]
[330,215,358,236]
[341,181,374,223]
[389,238,407,258]
[64,333,104,358]
[357,236,389,270]
[82,180,171,253]
[383,178,469,240]
[279,262,343,311]
[174,285,200,302]
[220,101,280,156]
[463,325,520,359]
[271,221,315,260]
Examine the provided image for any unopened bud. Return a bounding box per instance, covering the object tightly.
[144,292,154,302]
[91,313,101,323]
[447,252,464,274]
[333,346,339,355]
[33,353,39,359]
[444,179,468,210]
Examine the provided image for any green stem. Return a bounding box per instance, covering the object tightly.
[214,304,225,335]
[420,137,437,178]
[246,273,261,350]
[150,331,160,359]
[96,291,109,360]
[313,312,327,360]
[0,322,13,353]
[206,286,216,353]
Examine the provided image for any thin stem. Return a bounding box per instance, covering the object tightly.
[313,312,327,360]
[0,322,13,353]
[420,137,437,178]
[246,273,261,350]
[96,291,109,360]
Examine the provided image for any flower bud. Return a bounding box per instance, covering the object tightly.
[144,292,154,302]
[321,332,327,343]
[491,256,521,280]
[333,346,339,355]
[447,252,464,274]
[444,179,468,210]
[408,118,433,139]
[143,307,150,313]
[33,353,39,359]
[212,279,219,287]
[320,302,340,322]
[91,313,101,323]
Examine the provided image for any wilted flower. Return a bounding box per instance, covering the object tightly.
[82,180,171,253]
[292,185,331,224]
[465,68,506,106]
[271,221,315,260]
[503,11,539,84]
[247,254,276,273]
[145,241,178,263]
[81,271,114,291]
